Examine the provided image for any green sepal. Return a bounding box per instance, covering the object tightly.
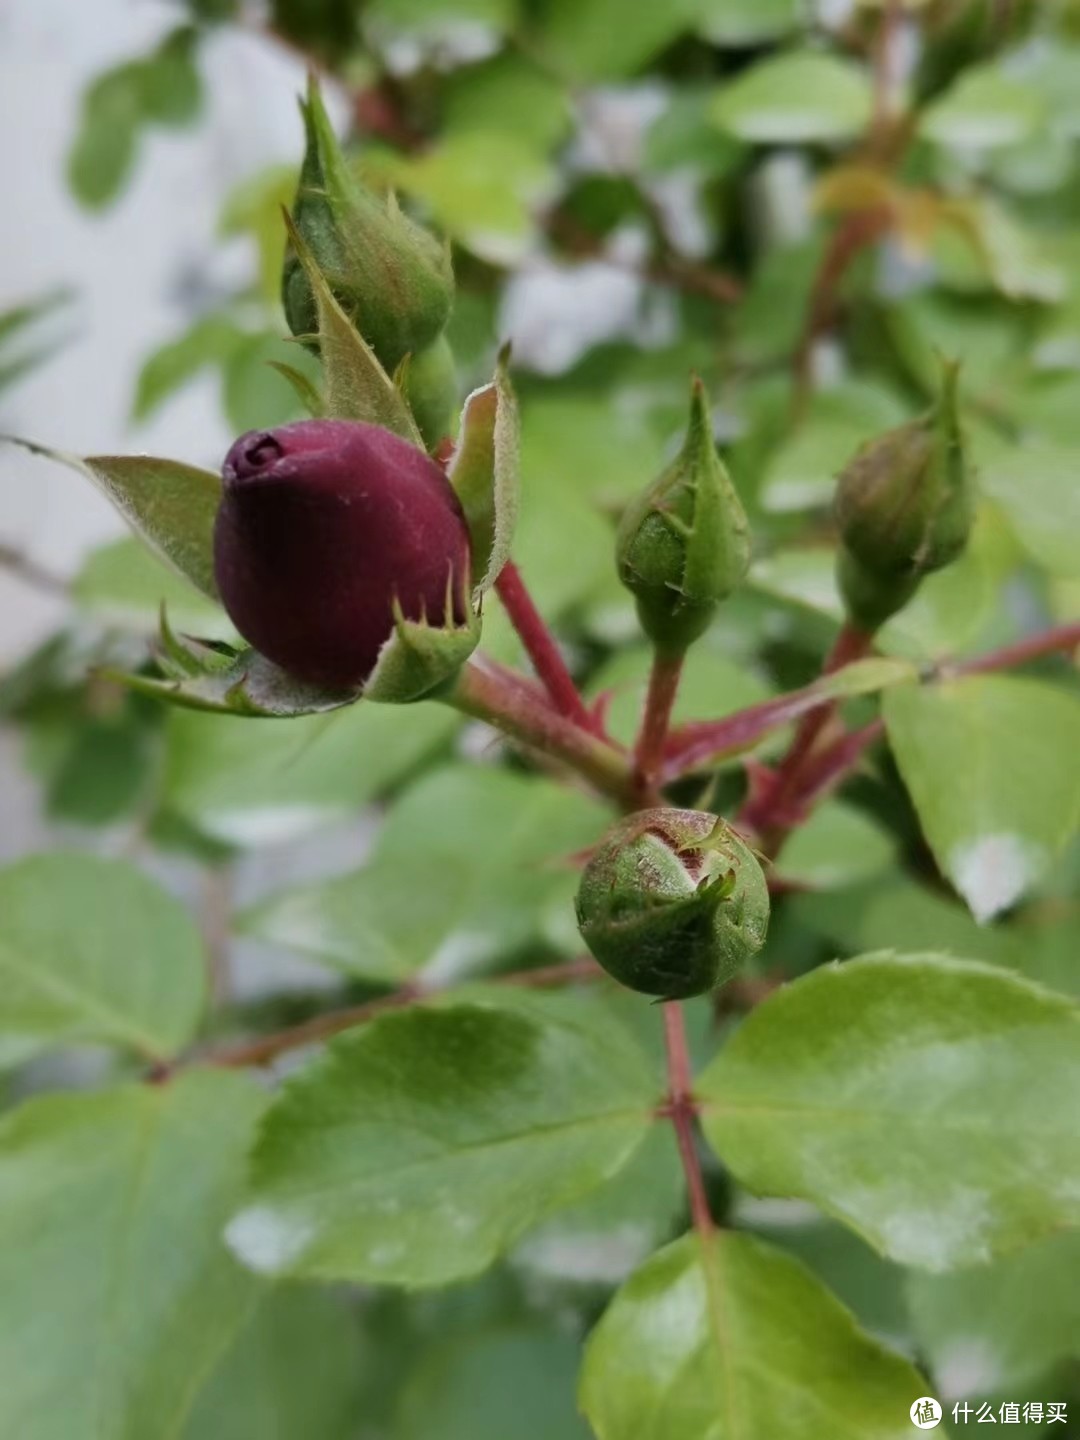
[282,75,453,373]
[282,212,422,445]
[363,586,481,705]
[106,609,360,717]
[398,333,458,451]
[616,377,750,656]
[836,546,922,632]
[447,348,520,596]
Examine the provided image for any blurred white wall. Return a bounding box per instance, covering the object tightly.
[0,0,309,662]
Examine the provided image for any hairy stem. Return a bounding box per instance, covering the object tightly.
[495,561,594,730]
[633,650,684,802]
[662,1001,715,1237]
[442,655,635,805]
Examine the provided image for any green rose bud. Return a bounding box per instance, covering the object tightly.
[834,357,974,630]
[402,333,458,451]
[282,76,453,373]
[575,807,770,1000]
[616,378,750,656]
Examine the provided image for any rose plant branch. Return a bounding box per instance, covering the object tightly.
[441,653,636,805]
[632,650,685,800]
[660,1000,716,1237]
[494,559,595,730]
[174,957,604,1074]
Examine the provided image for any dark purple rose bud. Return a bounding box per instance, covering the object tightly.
[215,419,472,690]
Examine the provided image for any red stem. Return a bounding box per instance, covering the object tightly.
[662,1001,715,1238]
[739,623,872,841]
[495,561,594,730]
[633,651,684,800]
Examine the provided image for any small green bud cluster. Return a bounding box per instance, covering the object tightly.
[282,78,457,448]
[834,359,975,631]
[576,808,770,1000]
[616,379,751,657]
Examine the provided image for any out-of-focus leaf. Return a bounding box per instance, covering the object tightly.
[396,1326,591,1440]
[776,802,894,890]
[162,698,457,847]
[712,51,873,143]
[697,0,801,46]
[73,537,232,638]
[240,764,605,978]
[226,989,657,1285]
[0,1073,265,1440]
[182,1288,361,1440]
[0,853,205,1062]
[884,676,1080,921]
[980,442,1080,578]
[920,64,1045,151]
[907,1231,1080,1400]
[536,0,696,81]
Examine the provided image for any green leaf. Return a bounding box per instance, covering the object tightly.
[537,0,697,80]
[0,853,206,1062]
[182,1288,361,1440]
[512,1123,684,1290]
[397,1325,591,1440]
[282,214,421,443]
[138,27,201,128]
[884,676,1080,921]
[67,65,142,209]
[6,437,221,600]
[73,537,232,638]
[712,51,873,144]
[920,64,1045,152]
[0,1073,265,1440]
[580,1230,928,1440]
[776,802,894,890]
[448,356,520,594]
[699,953,1080,1270]
[240,765,606,979]
[133,314,246,422]
[162,701,457,847]
[980,442,1080,578]
[375,134,552,264]
[226,989,657,1285]
[442,54,571,152]
[907,1230,1080,1399]
[697,0,801,46]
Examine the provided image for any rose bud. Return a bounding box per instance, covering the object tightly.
[282,76,453,374]
[214,419,472,692]
[834,357,974,631]
[576,807,770,1000]
[616,378,750,658]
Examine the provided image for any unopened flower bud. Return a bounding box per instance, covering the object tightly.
[282,77,453,372]
[576,808,769,1000]
[214,419,471,691]
[834,358,974,629]
[616,379,750,656]
[402,333,458,451]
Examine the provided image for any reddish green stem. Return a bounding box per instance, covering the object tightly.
[443,656,634,805]
[662,1001,715,1238]
[633,650,684,802]
[495,561,594,730]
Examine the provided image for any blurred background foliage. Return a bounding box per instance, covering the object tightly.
[2,0,1080,1435]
